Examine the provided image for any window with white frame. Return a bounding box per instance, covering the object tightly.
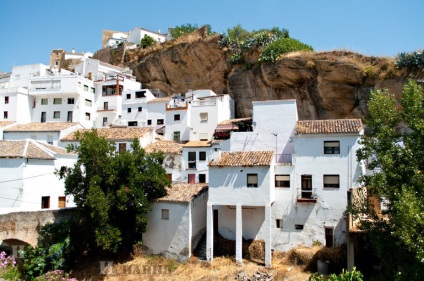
[53,98,62,104]
[173,131,180,142]
[323,175,340,188]
[247,174,258,188]
[200,112,208,122]
[53,111,60,119]
[41,98,48,105]
[275,175,290,188]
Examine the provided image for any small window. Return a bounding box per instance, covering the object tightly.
[41,98,48,105]
[173,131,180,142]
[199,174,206,183]
[55,61,59,66]
[275,175,290,188]
[295,224,304,230]
[138,107,142,112]
[68,98,74,104]
[127,108,131,113]
[85,99,92,106]
[53,98,62,104]
[147,120,152,125]
[103,117,108,127]
[90,87,95,93]
[324,141,340,154]
[200,112,208,122]
[119,143,127,154]
[325,227,334,247]
[85,112,91,120]
[199,133,208,141]
[188,152,196,168]
[161,209,169,220]
[135,91,146,98]
[84,85,88,91]
[67,111,73,122]
[157,119,164,125]
[174,114,180,121]
[247,174,258,188]
[199,151,206,161]
[53,111,60,119]
[5,96,9,104]
[276,219,283,229]
[41,196,50,209]
[126,93,131,99]
[58,196,66,208]
[128,121,138,126]
[324,175,340,188]
[104,102,109,110]
[3,111,8,119]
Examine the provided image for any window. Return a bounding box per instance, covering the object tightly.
[58,196,66,208]
[275,175,290,188]
[157,119,164,125]
[53,98,62,104]
[166,174,172,181]
[41,98,48,105]
[84,85,88,91]
[323,175,340,188]
[135,91,146,98]
[188,152,196,168]
[247,174,258,187]
[128,121,138,126]
[200,112,208,122]
[119,143,127,153]
[53,111,60,119]
[147,120,152,125]
[41,112,46,122]
[126,93,131,99]
[325,227,334,247]
[295,224,304,230]
[276,219,283,229]
[199,133,208,141]
[85,99,92,106]
[324,141,340,154]
[174,114,180,121]
[199,174,206,183]
[173,131,180,142]
[103,117,108,127]
[3,111,8,119]
[301,175,312,198]
[67,111,73,122]
[127,108,131,113]
[138,107,142,112]
[161,209,169,220]
[90,87,95,93]
[5,96,9,104]
[41,196,50,209]
[199,151,206,161]
[85,112,91,120]
[68,98,74,104]
[104,102,109,110]
[55,61,59,66]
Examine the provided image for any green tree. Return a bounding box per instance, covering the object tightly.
[140,34,156,49]
[227,24,251,42]
[355,79,424,280]
[169,23,199,39]
[258,37,313,63]
[58,130,169,253]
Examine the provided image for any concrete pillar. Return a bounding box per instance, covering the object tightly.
[236,204,243,264]
[264,204,272,267]
[206,203,214,262]
[347,234,355,270]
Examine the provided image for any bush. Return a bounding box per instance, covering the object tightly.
[259,38,313,63]
[169,23,199,39]
[140,35,156,49]
[0,251,20,280]
[35,270,76,281]
[395,51,424,69]
[309,267,363,281]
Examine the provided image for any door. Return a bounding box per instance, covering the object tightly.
[67,111,73,122]
[188,174,196,183]
[301,175,312,198]
[41,112,46,122]
[104,102,108,110]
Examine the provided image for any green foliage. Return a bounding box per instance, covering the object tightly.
[58,130,169,254]
[354,79,424,280]
[309,267,363,281]
[35,270,76,281]
[140,35,156,49]
[169,23,199,39]
[395,51,424,69]
[259,38,313,63]
[0,251,20,281]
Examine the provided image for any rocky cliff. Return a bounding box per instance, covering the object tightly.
[94,28,413,120]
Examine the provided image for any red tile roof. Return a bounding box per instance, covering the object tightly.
[61,127,153,141]
[0,140,74,159]
[144,140,183,154]
[209,151,274,167]
[158,183,208,203]
[183,141,212,147]
[5,122,79,132]
[295,119,363,134]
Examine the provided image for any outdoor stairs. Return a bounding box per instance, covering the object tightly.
[193,233,207,260]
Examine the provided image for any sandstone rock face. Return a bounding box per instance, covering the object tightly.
[97,29,410,120]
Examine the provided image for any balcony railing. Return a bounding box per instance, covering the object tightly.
[97,105,117,111]
[191,99,216,106]
[297,188,317,202]
[187,161,196,169]
[275,154,292,165]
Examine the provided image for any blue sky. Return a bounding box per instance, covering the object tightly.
[1,0,423,72]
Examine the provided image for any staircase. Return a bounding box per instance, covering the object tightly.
[193,233,207,260]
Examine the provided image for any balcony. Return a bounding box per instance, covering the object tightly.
[275,154,292,165]
[97,105,117,112]
[191,99,216,106]
[297,188,317,203]
[187,161,197,169]
[166,101,188,111]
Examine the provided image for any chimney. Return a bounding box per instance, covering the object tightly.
[71,48,75,53]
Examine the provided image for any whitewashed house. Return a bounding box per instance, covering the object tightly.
[127,28,167,45]
[0,139,77,214]
[3,122,82,146]
[103,32,129,48]
[182,141,214,184]
[146,97,169,132]
[143,183,208,261]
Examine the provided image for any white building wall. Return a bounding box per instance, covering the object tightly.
[190,191,208,248]
[127,28,167,44]
[0,88,32,123]
[165,108,190,141]
[162,154,184,182]
[182,146,213,183]
[0,158,24,211]
[4,132,61,146]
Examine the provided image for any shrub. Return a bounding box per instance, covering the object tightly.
[170,23,199,39]
[35,270,76,281]
[395,51,424,69]
[259,38,313,63]
[0,251,20,281]
[309,267,363,281]
[140,35,156,49]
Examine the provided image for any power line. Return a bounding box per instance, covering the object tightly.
[0,195,39,205]
[0,172,53,184]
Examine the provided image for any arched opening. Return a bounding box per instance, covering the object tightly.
[0,239,31,258]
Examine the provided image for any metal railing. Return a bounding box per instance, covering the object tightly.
[297,188,317,201]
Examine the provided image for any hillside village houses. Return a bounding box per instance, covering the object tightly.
[102,27,168,49]
[0,50,365,266]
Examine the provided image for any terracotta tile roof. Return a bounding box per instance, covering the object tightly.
[158,183,208,203]
[218,117,252,125]
[144,140,183,154]
[5,122,79,132]
[0,140,73,159]
[295,119,363,134]
[209,151,274,167]
[147,97,171,104]
[61,127,153,141]
[183,141,212,147]
[0,121,15,128]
